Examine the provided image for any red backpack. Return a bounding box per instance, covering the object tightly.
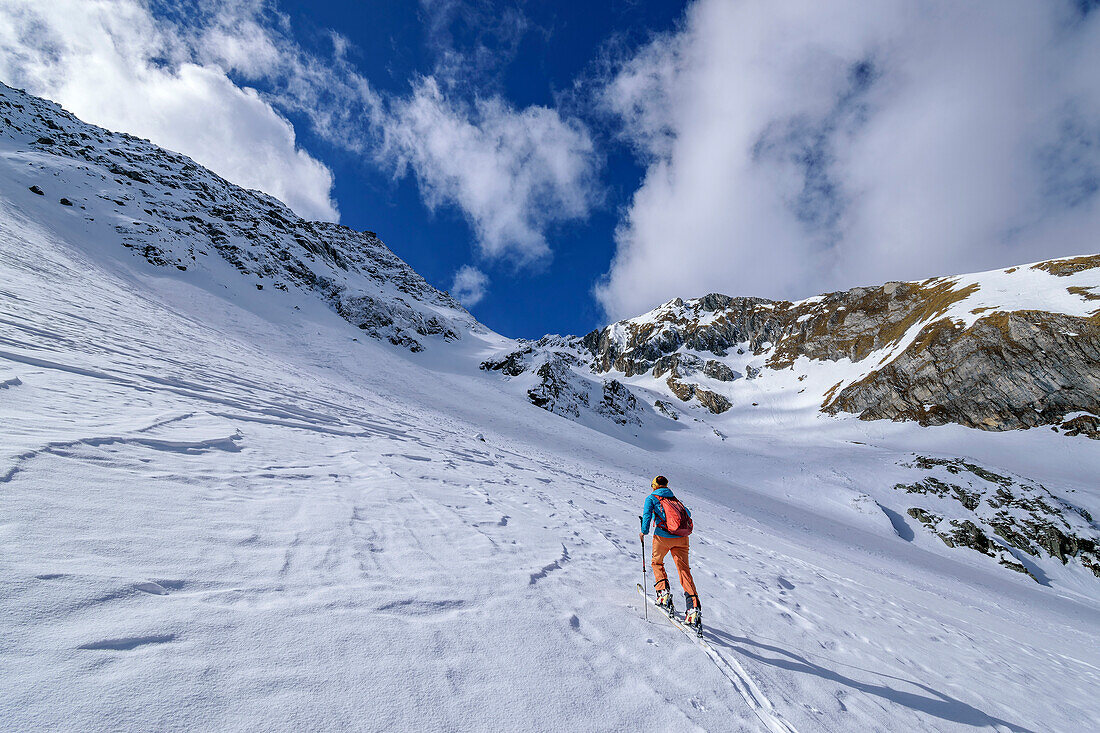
[657,495,693,537]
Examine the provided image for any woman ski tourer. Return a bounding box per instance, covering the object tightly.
[639,475,701,632]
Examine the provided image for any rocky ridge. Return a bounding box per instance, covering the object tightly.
[0,82,478,352]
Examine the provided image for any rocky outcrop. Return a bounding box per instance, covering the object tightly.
[597,379,642,426]
[582,295,784,375]
[895,456,1100,582]
[695,388,732,414]
[1061,413,1100,439]
[335,294,461,352]
[704,360,738,382]
[522,352,642,425]
[526,354,588,419]
[654,400,680,420]
[480,347,534,377]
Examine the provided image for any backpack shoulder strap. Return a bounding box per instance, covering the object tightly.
[654,494,673,529]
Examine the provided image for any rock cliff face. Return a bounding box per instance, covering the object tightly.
[0,82,478,352]
[484,258,1100,437]
[826,308,1099,432]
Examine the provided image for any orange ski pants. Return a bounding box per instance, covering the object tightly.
[651,535,697,597]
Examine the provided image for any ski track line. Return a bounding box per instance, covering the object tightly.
[701,643,798,733]
[639,587,798,733]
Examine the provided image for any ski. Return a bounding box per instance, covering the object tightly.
[636,583,704,640]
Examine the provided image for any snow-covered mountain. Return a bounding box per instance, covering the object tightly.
[3,83,1100,731]
[483,259,1100,437]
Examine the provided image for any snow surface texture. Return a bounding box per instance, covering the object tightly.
[2,85,1100,731]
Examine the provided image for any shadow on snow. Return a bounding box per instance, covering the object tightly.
[706,627,1037,733]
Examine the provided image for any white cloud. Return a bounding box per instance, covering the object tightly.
[0,0,338,222]
[450,264,489,306]
[0,1,598,262]
[381,77,597,266]
[418,0,529,92]
[383,2,600,266]
[596,0,1100,320]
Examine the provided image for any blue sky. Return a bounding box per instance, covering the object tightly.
[262,1,688,338]
[1,1,1099,339]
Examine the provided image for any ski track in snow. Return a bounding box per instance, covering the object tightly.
[2,150,1099,731]
[641,586,799,733]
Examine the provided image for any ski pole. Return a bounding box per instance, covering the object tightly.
[639,516,648,621]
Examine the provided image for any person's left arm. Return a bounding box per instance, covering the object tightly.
[639,494,655,538]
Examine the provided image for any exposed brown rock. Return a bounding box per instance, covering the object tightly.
[1030,254,1100,276]
[1062,414,1100,439]
[696,388,732,414]
[666,377,695,402]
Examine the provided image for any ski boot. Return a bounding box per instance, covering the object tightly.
[654,580,675,617]
[684,594,702,637]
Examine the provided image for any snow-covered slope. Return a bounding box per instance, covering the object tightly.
[0,82,479,353]
[3,84,1100,731]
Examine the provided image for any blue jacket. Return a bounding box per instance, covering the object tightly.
[641,487,691,538]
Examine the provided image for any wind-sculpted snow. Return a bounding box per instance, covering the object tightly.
[0,82,478,352]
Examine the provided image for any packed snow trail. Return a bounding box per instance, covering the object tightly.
[3,168,1100,730]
